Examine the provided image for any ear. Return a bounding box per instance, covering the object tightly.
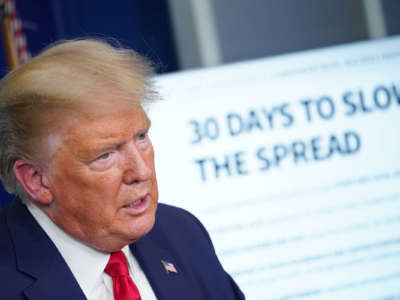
[13,159,53,205]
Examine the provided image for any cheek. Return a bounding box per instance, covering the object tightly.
[51,162,123,208]
[146,147,157,177]
[145,146,156,168]
[92,170,121,189]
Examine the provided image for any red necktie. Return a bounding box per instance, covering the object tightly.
[105,251,141,300]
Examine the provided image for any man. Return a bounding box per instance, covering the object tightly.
[0,39,244,299]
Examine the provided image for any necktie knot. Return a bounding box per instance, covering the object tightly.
[104,250,141,300]
[105,251,130,277]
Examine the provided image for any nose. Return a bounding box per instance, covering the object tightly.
[122,142,153,185]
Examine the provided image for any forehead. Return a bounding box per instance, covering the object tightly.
[60,86,149,134]
[68,104,148,133]
[44,101,149,160]
[63,105,149,143]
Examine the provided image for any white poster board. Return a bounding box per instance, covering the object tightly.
[149,36,400,299]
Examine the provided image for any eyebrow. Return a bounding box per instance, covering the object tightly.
[94,139,123,154]
[91,119,151,155]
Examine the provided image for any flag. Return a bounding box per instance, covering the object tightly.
[161,260,178,274]
[1,0,30,68]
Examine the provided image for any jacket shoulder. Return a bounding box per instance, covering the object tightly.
[147,203,245,299]
[0,205,34,300]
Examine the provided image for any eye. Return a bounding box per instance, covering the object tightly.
[90,151,117,170]
[138,132,148,140]
[136,131,150,150]
[94,151,116,163]
[98,152,111,160]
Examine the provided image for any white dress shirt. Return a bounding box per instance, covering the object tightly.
[26,201,157,300]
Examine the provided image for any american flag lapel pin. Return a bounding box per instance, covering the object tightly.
[161,260,178,274]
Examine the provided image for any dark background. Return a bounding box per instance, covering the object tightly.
[0,0,178,77]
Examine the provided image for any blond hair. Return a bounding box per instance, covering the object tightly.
[0,38,156,199]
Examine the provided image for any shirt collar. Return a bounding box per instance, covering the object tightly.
[26,201,110,298]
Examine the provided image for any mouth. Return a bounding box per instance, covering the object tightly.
[126,198,143,208]
[122,194,150,214]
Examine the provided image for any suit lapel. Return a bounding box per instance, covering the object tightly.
[7,199,86,300]
[130,236,195,300]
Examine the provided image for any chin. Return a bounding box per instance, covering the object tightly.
[90,219,155,253]
[126,214,156,242]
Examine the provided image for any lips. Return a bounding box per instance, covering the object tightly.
[122,193,150,214]
[127,198,143,208]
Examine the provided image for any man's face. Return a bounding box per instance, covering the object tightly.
[43,96,158,252]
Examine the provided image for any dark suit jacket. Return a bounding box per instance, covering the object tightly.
[0,199,245,299]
